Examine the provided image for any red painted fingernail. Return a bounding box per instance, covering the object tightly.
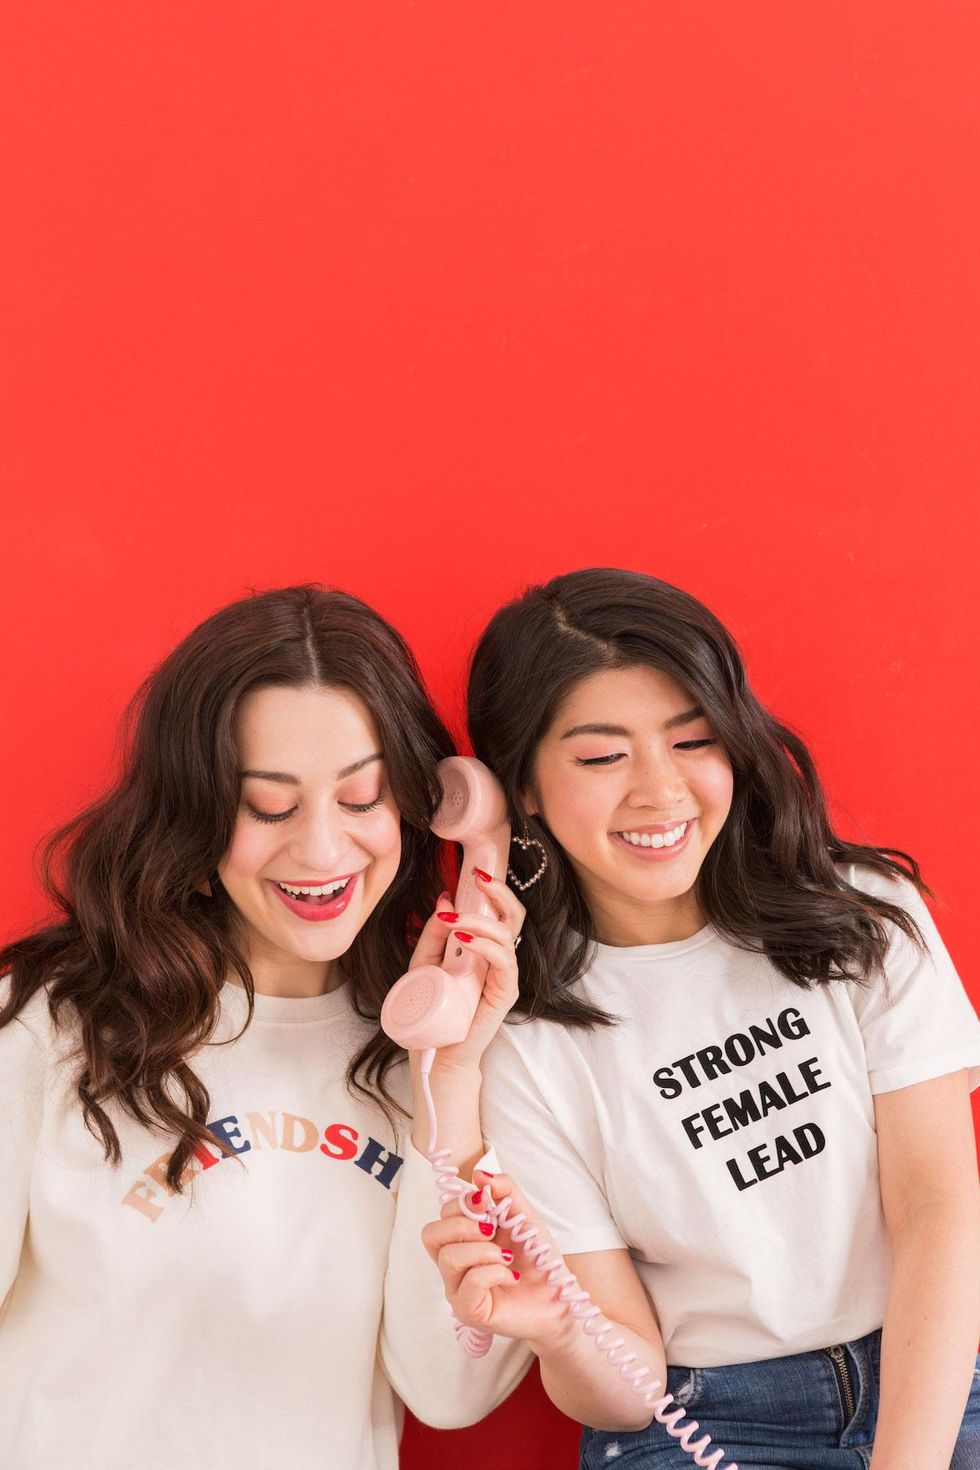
[437,911,459,922]
[476,1170,496,1178]
[473,868,492,882]
[455,931,473,943]
[501,1249,514,1262]
[511,1270,521,1281]
[467,1190,483,1209]
[479,1222,494,1236]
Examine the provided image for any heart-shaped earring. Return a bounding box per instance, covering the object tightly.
[507,827,549,892]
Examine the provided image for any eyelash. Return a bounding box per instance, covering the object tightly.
[577,739,717,766]
[246,794,385,824]
[345,795,386,813]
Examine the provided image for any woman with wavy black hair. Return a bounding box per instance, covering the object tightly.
[426,568,980,1469]
[0,584,528,1470]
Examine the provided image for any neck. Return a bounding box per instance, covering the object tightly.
[232,945,341,1000]
[589,886,706,947]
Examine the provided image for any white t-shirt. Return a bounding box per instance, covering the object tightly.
[0,980,528,1470]
[480,865,980,1368]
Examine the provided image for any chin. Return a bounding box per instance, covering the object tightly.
[288,932,356,963]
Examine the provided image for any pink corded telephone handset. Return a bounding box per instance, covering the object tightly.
[380,756,511,1049]
[381,756,736,1470]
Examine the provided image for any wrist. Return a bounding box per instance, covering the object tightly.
[529,1310,579,1359]
[412,1053,483,1093]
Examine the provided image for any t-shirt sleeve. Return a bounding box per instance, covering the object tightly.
[479,1025,626,1257]
[843,866,980,1094]
[0,987,47,1317]
[379,1139,531,1428]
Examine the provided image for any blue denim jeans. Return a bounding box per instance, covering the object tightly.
[580,1329,980,1469]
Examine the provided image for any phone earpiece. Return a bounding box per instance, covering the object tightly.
[380,756,511,1050]
[430,757,509,845]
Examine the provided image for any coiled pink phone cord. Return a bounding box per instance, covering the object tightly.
[421,1055,736,1470]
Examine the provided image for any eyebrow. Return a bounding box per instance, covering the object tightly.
[241,752,383,784]
[560,707,705,740]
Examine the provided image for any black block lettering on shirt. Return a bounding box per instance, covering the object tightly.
[650,1003,836,1191]
[354,1137,404,1190]
[746,1014,783,1056]
[777,1007,811,1041]
[695,1044,732,1082]
[653,1067,682,1099]
[652,1008,817,1097]
[722,1089,763,1131]
[673,1054,702,1088]
[724,1121,826,1190]
[723,1032,755,1067]
[797,1056,831,1094]
[681,1112,707,1148]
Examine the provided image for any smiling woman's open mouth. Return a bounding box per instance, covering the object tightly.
[269,873,359,920]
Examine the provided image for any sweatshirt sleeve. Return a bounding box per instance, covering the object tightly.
[379,1140,532,1428]
[0,990,47,1318]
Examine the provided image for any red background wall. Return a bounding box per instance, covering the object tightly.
[2,4,977,1465]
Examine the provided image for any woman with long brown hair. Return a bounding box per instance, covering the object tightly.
[0,584,528,1470]
[424,568,980,1469]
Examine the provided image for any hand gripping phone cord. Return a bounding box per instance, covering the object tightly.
[382,758,737,1470]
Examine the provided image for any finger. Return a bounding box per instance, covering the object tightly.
[474,1172,548,1239]
[441,911,515,948]
[471,869,526,936]
[454,936,519,1001]
[461,940,520,1034]
[421,1214,494,1259]
[436,1242,514,1293]
[453,1264,521,1326]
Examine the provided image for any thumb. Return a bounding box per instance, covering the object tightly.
[475,1170,558,1263]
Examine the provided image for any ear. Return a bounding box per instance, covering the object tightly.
[518,786,539,819]
[195,876,213,898]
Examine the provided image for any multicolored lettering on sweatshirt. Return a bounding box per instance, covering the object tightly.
[121,1110,403,1222]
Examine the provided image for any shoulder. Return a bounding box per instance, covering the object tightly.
[0,974,63,1054]
[483,1011,583,1068]
[0,976,62,1116]
[481,1013,610,1118]
[839,860,922,906]
[837,860,935,947]
[836,859,947,980]
[832,868,980,1091]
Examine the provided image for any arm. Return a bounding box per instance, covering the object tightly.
[435,1000,663,1426]
[380,1147,532,1427]
[0,1002,45,1319]
[869,1069,980,1470]
[381,875,533,1425]
[423,1171,665,1431]
[534,1247,666,1431]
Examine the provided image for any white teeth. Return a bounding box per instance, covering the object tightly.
[617,822,690,849]
[278,879,348,898]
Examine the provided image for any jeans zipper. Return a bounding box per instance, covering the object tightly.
[823,1344,857,1424]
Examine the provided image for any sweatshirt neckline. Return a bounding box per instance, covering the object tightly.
[591,923,718,962]
[220,980,350,1025]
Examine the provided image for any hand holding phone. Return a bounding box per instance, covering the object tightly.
[380,757,511,1050]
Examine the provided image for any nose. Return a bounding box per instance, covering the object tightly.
[287,805,352,876]
[627,744,688,813]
